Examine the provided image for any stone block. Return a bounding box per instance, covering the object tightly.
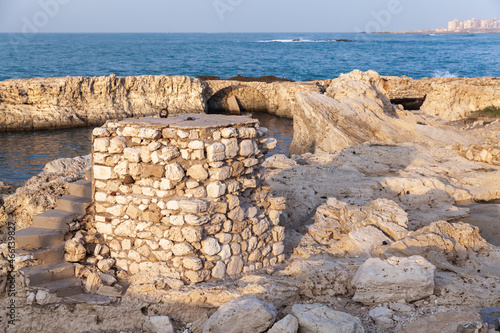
[222,138,239,158]
[183,257,203,271]
[187,164,209,181]
[94,165,114,180]
[165,163,185,181]
[94,138,110,152]
[207,181,227,198]
[109,136,127,153]
[202,237,221,256]
[124,148,141,162]
[207,143,226,162]
[239,140,254,156]
[188,140,205,150]
[178,199,209,214]
[210,166,232,181]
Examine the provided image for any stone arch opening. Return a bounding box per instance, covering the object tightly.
[207,85,269,114]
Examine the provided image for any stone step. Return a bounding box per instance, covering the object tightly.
[32,278,83,297]
[19,261,75,286]
[32,209,79,232]
[15,228,64,250]
[65,293,114,305]
[57,195,92,215]
[68,180,92,198]
[15,245,65,265]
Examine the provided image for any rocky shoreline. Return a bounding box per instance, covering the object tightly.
[0,72,499,131]
[1,70,500,332]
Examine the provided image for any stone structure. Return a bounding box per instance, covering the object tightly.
[91,114,285,283]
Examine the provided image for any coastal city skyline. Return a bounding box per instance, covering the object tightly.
[0,0,499,33]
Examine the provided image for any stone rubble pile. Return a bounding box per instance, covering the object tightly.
[90,114,285,283]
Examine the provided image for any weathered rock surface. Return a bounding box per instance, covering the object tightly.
[268,314,299,333]
[0,75,206,131]
[290,70,467,155]
[383,75,500,121]
[203,297,277,333]
[0,75,319,131]
[291,304,364,333]
[351,256,436,305]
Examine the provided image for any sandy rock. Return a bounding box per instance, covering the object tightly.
[268,314,299,333]
[203,296,277,333]
[352,256,436,305]
[291,303,364,333]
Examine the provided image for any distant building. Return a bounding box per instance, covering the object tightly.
[448,18,500,32]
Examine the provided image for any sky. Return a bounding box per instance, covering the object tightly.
[0,0,499,33]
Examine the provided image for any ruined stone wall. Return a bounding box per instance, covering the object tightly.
[91,114,285,283]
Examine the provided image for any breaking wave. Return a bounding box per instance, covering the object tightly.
[433,70,458,78]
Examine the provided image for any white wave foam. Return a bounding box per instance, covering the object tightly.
[433,70,458,78]
[256,39,343,43]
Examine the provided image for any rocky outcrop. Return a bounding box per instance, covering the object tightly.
[383,75,500,121]
[0,75,206,131]
[290,70,468,155]
[0,75,321,131]
[204,79,318,118]
[351,256,436,305]
[265,143,500,231]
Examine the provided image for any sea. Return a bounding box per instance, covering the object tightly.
[0,32,499,187]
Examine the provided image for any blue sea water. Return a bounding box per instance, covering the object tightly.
[0,32,499,186]
[1,32,499,81]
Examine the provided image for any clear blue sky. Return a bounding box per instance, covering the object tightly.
[0,0,499,33]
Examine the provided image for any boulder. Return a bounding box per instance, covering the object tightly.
[291,304,364,333]
[203,297,277,333]
[352,256,435,305]
[268,314,299,333]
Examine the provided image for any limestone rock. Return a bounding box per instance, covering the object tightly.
[147,316,175,333]
[203,297,277,333]
[291,304,364,333]
[85,273,103,294]
[290,70,467,155]
[64,239,87,262]
[268,314,299,333]
[369,307,396,330]
[352,256,436,305]
[0,75,207,131]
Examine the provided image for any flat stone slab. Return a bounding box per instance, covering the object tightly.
[65,293,115,305]
[118,113,258,129]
